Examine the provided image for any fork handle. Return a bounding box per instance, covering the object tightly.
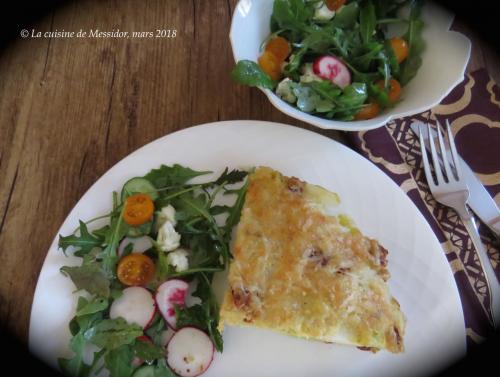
[462,216,500,329]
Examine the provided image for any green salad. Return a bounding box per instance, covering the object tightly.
[231,0,425,121]
[57,164,249,377]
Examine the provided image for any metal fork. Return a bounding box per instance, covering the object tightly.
[419,120,500,329]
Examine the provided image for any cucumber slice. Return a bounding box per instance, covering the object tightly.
[122,177,159,201]
[132,365,155,377]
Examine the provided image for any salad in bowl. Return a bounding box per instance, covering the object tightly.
[230,0,471,130]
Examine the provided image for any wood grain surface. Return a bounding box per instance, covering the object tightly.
[0,0,498,347]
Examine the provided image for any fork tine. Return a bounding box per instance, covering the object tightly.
[446,119,462,179]
[419,124,435,187]
[427,123,445,184]
[435,119,454,182]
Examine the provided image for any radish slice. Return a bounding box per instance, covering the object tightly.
[110,287,156,329]
[156,279,189,329]
[117,236,153,257]
[166,327,215,377]
[313,55,351,89]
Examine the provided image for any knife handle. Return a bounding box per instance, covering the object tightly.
[462,216,500,329]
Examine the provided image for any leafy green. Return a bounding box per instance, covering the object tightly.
[230,60,276,90]
[100,204,129,277]
[59,221,103,257]
[222,179,249,241]
[153,360,178,377]
[144,164,210,189]
[104,345,135,377]
[360,1,377,43]
[75,296,109,317]
[369,82,390,107]
[60,263,110,298]
[272,0,312,35]
[211,168,248,186]
[132,338,165,362]
[144,314,166,346]
[398,0,425,85]
[126,220,152,238]
[175,274,223,351]
[59,331,92,377]
[338,83,369,108]
[59,298,107,377]
[331,2,360,28]
[86,318,143,350]
[384,39,400,76]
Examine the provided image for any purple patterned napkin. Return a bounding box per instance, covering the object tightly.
[346,69,500,348]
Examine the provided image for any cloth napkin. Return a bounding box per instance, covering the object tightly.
[346,69,500,349]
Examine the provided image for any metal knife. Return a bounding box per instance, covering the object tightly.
[410,121,500,238]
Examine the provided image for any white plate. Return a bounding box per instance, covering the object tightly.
[29,121,466,377]
[230,0,471,131]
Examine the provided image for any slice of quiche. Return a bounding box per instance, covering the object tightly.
[219,167,405,353]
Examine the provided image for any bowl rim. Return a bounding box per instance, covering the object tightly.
[228,0,472,132]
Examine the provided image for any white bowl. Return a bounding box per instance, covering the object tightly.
[229,0,471,131]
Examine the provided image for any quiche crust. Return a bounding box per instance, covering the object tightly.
[219,167,405,353]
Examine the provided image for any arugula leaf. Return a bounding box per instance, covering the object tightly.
[398,0,425,85]
[377,50,391,87]
[175,274,223,351]
[152,243,174,283]
[360,1,377,43]
[100,204,128,277]
[132,337,165,361]
[59,298,106,377]
[384,39,400,76]
[144,164,210,189]
[59,221,103,257]
[126,220,152,238]
[61,263,110,298]
[369,82,390,107]
[76,296,109,317]
[272,0,312,34]
[104,345,135,377]
[91,225,111,239]
[154,360,178,377]
[337,82,368,108]
[211,168,248,186]
[70,296,107,334]
[59,331,92,377]
[231,60,276,90]
[86,318,143,350]
[283,47,307,79]
[331,2,360,28]
[223,179,249,240]
[308,80,343,102]
[144,314,166,346]
[351,42,384,72]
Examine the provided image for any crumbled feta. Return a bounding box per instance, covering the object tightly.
[157,221,181,252]
[313,2,336,21]
[276,78,297,103]
[300,63,322,83]
[157,204,177,227]
[167,248,190,272]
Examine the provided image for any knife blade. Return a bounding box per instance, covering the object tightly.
[410,121,500,238]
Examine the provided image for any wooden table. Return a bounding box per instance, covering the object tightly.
[0,0,499,347]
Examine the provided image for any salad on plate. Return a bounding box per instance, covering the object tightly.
[57,164,248,377]
[231,0,425,121]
